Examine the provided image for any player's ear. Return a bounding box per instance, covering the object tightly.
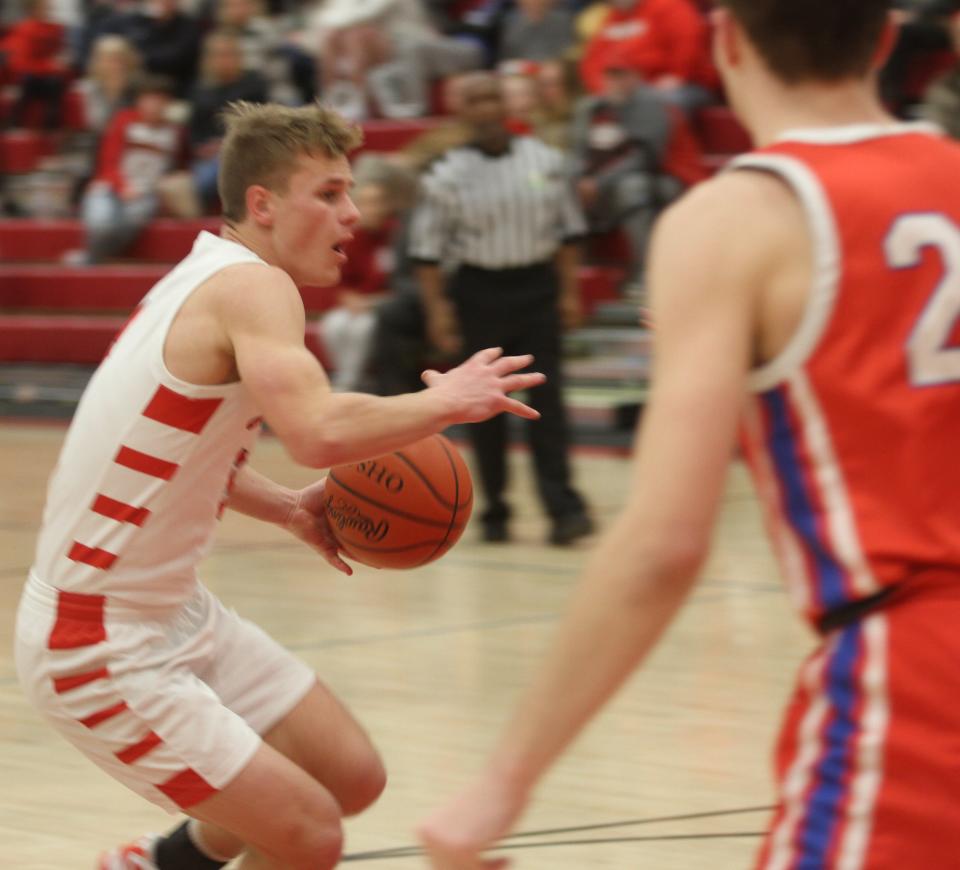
[246,185,274,228]
[871,12,901,72]
[710,7,741,74]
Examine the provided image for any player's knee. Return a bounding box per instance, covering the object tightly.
[337,751,387,816]
[277,817,344,869]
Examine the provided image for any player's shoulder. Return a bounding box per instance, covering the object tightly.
[205,260,303,329]
[655,167,805,259]
[648,167,808,312]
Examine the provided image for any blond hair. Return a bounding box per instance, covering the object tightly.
[89,35,142,87]
[218,102,363,222]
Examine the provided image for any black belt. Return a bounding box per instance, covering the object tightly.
[816,584,899,635]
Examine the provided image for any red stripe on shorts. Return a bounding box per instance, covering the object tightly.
[80,700,128,728]
[52,666,110,693]
[157,768,217,809]
[91,494,151,526]
[68,542,117,570]
[116,731,163,764]
[47,590,107,649]
[114,446,179,480]
[142,385,223,434]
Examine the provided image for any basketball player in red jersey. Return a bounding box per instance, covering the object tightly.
[418,2,960,868]
[14,102,545,870]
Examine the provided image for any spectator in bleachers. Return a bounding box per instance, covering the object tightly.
[884,0,959,112]
[69,74,184,264]
[578,0,714,110]
[0,0,69,129]
[319,179,401,391]
[310,0,482,120]
[76,33,141,135]
[532,57,578,149]
[500,64,576,148]
[569,44,706,296]
[216,0,309,104]
[499,0,575,63]
[501,68,541,134]
[162,29,268,216]
[94,0,201,96]
[922,8,960,137]
[388,72,474,173]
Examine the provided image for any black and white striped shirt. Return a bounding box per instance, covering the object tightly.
[409,136,587,270]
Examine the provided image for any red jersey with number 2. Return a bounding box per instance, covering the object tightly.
[734,124,960,626]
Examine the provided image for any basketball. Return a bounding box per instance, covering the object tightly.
[323,433,473,569]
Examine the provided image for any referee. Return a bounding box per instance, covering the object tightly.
[410,72,593,545]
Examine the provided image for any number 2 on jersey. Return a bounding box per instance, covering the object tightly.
[886,213,960,387]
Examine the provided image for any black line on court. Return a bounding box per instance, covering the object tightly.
[342,831,768,862]
[498,804,775,840]
[341,806,773,862]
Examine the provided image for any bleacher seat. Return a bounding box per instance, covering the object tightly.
[0,218,220,262]
[0,107,748,367]
[0,129,59,174]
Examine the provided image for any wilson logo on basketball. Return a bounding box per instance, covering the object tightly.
[325,495,390,542]
[356,461,404,494]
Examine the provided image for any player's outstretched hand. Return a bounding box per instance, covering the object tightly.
[422,347,545,424]
[416,771,527,870]
[284,477,354,576]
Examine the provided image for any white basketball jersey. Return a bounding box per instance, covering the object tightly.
[32,232,268,608]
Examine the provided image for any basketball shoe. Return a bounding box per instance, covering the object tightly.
[97,834,160,869]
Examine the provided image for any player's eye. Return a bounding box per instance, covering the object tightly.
[319,190,339,203]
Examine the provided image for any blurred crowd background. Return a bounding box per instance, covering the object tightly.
[2,0,960,405]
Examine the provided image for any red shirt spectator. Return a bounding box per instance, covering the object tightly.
[336,221,398,296]
[0,13,66,78]
[579,0,711,95]
[92,94,185,198]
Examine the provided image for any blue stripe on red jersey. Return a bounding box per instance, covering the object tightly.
[794,623,863,868]
[762,388,849,613]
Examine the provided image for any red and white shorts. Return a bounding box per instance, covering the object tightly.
[756,571,960,869]
[15,574,315,813]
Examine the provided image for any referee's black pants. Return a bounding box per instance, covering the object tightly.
[449,262,586,524]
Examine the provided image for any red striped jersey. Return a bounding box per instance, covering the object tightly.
[735,124,960,625]
[32,232,267,608]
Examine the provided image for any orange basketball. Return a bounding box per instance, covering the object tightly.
[323,433,473,569]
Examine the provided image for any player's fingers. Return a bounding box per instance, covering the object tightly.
[421,369,441,386]
[306,532,353,576]
[500,397,541,420]
[472,347,504,365]
[320,544,353,576]
[499,372,546,392]
[491,353,534,375]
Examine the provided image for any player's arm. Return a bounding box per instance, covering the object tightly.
[417,171,795,866]
[226,464,352,574]
[220,265,543,469]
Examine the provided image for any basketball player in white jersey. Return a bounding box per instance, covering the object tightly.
[14,102,545,870]
[418,1,960,868]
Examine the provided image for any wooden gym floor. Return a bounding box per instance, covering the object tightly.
[0,422,812,869]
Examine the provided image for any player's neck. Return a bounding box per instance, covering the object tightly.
[736,78,895,148]
[220,223,278,271]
